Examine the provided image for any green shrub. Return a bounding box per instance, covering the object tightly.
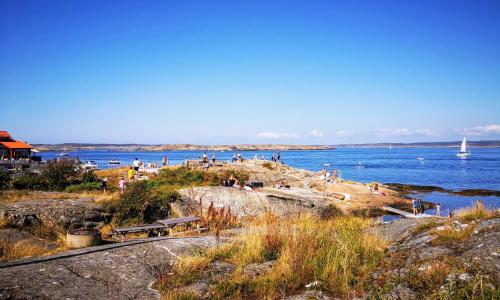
[156,167,214,186]
[65,182,101,193]
[0,168,10,190]
[113,181,181,225]
[155,167,249,187]
[81,170,98,183]
[9,161,99,191]
[11,171,47,190]
[262,162,273,170]
[41,160,81,190]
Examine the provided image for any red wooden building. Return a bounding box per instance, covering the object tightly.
[0,131,33,159]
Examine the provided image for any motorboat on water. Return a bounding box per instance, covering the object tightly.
[456,137,471,158]
[58,147,70,156]
[81,160,100,170]
[108,159,121,165]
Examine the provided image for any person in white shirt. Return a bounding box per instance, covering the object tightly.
[133,158,140,172]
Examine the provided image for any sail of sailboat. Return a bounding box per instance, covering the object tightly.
[457,137,471,157]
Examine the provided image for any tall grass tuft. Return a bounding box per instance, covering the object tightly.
[262,215,384,297]
[456,200,499,222]
[167,214,386,299]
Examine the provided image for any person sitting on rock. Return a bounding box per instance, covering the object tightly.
[229,174,239,187]
[275,180,290,190]
[321,167,328,179]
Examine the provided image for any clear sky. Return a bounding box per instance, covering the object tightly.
[1,0,500,144]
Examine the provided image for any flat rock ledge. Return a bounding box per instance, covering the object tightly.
[0,236,221,300]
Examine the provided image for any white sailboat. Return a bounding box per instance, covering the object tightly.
[456,137,471,158]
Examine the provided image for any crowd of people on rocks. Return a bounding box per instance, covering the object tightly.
[110,152,292,194]
[115,157,170,194]
[232,153,243,163]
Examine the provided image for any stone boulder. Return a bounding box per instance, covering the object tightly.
[0,196,109,230]
[177,186,337,218]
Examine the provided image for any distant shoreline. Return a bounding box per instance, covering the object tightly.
[32,144,334,152]
[31,140,500,152]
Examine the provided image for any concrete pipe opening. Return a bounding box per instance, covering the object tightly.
[66,228,101,249]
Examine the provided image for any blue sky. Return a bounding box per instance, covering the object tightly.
[1,0,499,144]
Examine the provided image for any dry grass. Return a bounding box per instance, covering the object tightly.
[409,261,452,291]
[155,255,211,292]
[158,214,385,299]
[0,238,67,262]
[0,190,75,204]
[0,239,48,261]
[78,191,121,203]
[161,290,198,300]
[456,201,499,222]
[412,220,443,234]
[430,226,474,246]
[95,167,129,179]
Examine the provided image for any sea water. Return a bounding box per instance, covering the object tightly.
[40,147,500,214]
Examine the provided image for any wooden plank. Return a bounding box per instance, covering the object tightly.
[381,206,435,219]
[157,216,201,226]
[111,216,202,235]
[113,224,168,233]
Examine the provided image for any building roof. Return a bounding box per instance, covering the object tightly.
[0,141,33,149]
[0,131,13,139]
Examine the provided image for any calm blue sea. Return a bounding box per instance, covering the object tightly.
[40,148,500,213]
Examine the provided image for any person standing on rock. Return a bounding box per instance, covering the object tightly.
[212,154,216,163]
[101,177,108,194]
[412,199,418,215]
[436,203,441,216]
[128,167,134,182]
[119,177,126,194]
[133,158,140,173]
[162,156,169,167]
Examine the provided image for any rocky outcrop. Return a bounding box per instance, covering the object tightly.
[0,195,109,230]
[177,186,336,218]
[0,236,221,300]
[369,217,500,298]
[180,160,412,218]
